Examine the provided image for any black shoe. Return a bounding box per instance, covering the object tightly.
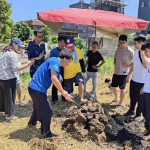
[43,132,58,138]
[124,110,135,116]
[28,121,36,127]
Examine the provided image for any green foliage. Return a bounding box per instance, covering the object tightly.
[74,37,85,50]
[127,33,136,40]
[98,57,114,74]
[12,22,31,41]
[48,35,58,49]
[42,25,50,42]
[21,71,30,84]
[0,0,14,43]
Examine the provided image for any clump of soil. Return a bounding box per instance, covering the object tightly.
[62,101,112,145]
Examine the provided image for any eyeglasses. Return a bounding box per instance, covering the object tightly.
[119,42,126,45]
[36,36,43,39]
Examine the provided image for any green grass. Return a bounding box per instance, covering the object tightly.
[98,57,114,74]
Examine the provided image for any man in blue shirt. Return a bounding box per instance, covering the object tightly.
[28,49,73,138]
[27,29,46,78]
[50,36,66,104]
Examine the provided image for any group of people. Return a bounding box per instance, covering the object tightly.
[0,29,150,139]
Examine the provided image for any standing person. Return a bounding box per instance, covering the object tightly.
[139,41,150,138]
[28,49,73,138]
[15,62,25,106]
[63,37,86,113]
[124,35,146,121]
[84,41,105,100]
[111,35,134,107]
[27,29,46,78]
[50,36,66,104]
[0,38,34,121]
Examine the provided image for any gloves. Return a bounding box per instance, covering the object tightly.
[59,75,63,82]
[83,72,87,79]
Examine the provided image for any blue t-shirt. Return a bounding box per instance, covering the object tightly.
[29,57,60,93]
[50,47,61,58]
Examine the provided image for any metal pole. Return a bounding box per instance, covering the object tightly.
[85,26,89,60]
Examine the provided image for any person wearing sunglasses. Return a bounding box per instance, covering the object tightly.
[27,29,46,78]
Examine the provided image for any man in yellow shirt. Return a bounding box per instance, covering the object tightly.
[63,37,86,112]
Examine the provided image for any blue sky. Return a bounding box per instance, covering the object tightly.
[7,0,139,23]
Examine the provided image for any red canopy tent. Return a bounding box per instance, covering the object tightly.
[37,8,149,37]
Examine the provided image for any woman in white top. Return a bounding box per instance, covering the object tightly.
[0,38,34,121]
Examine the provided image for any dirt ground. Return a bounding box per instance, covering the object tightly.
[0,71,148,150]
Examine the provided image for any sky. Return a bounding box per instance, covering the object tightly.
[6,0,139,23]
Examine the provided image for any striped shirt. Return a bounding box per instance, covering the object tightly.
[0,50,19,80]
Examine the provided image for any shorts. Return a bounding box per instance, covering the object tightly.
[111,74,127,89]
[64,73,84,93]
[16,83,22,93]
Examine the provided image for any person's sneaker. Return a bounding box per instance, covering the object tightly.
[63,107,69,113]
[124,110,135,116]
[134,116,142,121]
[90,94,94,101]
[19,101,25,107]
[6,115,18,121]
[43,132,58,138]
[53,101,59,105]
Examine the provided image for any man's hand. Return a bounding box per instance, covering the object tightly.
[65,94,73,102]
[92,65,97,69]
[36,52,44,60]
[126,75,130,83]
[27,59,35,66]
[122,62,128,69]
[140,87,144,95]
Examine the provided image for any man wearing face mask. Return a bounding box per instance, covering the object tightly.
[27,29,46,78]
[50,36,66,104]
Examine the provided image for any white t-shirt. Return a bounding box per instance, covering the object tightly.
[143,62,150,93]
[132,50,145,83]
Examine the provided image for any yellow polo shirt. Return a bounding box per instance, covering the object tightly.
[64,47,83,79]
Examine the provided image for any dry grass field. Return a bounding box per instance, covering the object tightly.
[0,58,144,150]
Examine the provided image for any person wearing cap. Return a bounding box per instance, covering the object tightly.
[63,37,86,113]
[28,49,73,138]
[49,36,66,104]
[0,37,34,121]
[111,35,134,107]
[27,29,46,78]
[124,35,146,121]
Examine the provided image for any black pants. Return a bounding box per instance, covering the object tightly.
[0,78,16,116]
[51,70,65,102]
[143,93,150,133]
[28,87,53,136]
[129,80,144,117]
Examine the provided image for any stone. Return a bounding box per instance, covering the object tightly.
[91,132,106,145]
[89,119,105,133]
[76,112,87,123]
[86,112,94,120]
[104,125,112,134]
[62,118,73,129]
[80,106,88,113]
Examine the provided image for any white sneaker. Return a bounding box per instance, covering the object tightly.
[90,94,94,101]
[6,115,18,121]
[19,101,25,107]
[134,116,141,121]
[63,107,69,113]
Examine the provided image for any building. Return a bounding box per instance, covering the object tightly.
[90,0,127,14]
[21,19,45,30]
[138,0,150,33]
[63,0,128,38]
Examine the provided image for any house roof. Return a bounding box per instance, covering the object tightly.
[21,19,45,26]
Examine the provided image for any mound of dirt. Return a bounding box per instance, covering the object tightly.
[62,101,112,145]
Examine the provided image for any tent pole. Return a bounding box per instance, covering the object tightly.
[85,26,89,60]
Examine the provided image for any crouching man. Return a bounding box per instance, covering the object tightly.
[28,49,73,138]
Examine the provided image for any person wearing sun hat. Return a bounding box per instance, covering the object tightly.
[63,37,86,113]
[0,37,34,121]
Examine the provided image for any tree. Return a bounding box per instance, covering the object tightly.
[42,25,50,42]
[12,22,31,41]
[0,0,14,43]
